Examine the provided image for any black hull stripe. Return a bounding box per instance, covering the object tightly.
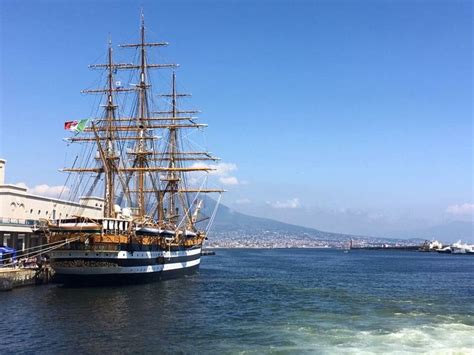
[52,253,201,267]
[53,264,200,286]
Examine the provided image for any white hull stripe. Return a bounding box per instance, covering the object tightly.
[50,247,201,260]
[54,258,201,275]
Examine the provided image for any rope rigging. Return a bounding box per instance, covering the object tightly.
[50,16,226,254]
[0,237,80,268]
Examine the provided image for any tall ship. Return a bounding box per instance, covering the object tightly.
[40,15,224,285]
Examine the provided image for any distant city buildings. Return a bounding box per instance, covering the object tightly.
[0,159,103,252]
[205,230,420,249]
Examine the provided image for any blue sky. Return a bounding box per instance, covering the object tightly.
[0,0,472,237]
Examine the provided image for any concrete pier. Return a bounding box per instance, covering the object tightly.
[0,266,52,291]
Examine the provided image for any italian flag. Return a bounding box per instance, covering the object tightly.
[64,119,88,133]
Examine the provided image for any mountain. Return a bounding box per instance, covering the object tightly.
[207,200,316,233]
[200,198,404,243]
[196,198,471,246]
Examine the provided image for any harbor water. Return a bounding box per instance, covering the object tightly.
[1,249,473,353]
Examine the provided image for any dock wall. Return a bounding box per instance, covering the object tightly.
[0,267,52,291]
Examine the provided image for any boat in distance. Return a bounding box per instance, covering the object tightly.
[39,14,224,286]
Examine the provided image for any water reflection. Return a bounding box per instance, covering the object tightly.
[1,250,473,353]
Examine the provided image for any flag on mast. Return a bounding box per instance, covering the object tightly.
[64,119,88,132]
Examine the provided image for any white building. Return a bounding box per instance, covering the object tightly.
[0,159,103,252]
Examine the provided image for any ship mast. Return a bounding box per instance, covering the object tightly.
[103,40,117,218]
[62,13,224,230]
[136,14,148,218]
[166,72,184,224]
[62,39,136,217]
[156,72,225,230]
[117,13,177,220]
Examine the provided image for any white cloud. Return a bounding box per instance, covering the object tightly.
[219,176,239,185]
[209,163,237,176]
[190,162,239,186]
[15,182,70,198]
[14,182,28,189]
[267,198,301,209]
[235,198,252,205]
[446,203,474,216]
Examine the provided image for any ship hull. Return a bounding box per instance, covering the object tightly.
[50,247,202,286]
[53,264,200,286]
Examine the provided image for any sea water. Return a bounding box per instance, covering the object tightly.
[1,249,473,354]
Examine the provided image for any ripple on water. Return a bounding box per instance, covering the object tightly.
[270,322,474,354]
[1,249,473,354]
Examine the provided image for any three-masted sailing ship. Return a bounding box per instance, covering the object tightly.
[41,15,224,285]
